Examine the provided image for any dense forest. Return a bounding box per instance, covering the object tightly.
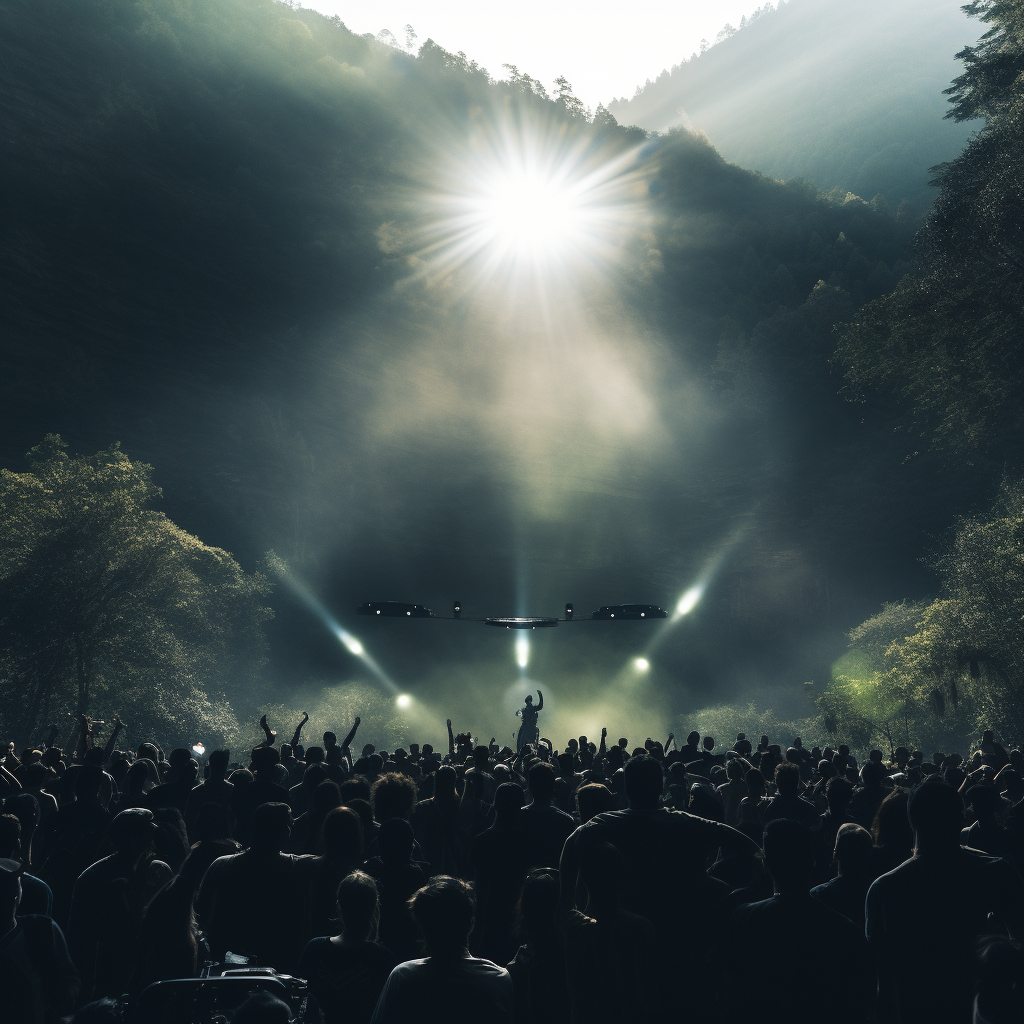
[2,0,1022,751]
[610,0,978,213]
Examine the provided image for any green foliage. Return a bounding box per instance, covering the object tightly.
[819,479,1024,751]
[835,1,1024,454]
[0,436,273,748]
[679,700,819,751]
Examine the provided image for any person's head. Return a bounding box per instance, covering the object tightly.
[907,779,963,852]
[967,783,1003,820]
[528,761,556,804]
[623,754,663,809]
[340,776,371,804]
[208,749,230,779]
[110,807,158,858]
[335,869,379,941]
[872,789,913,852]
[826,775,854,814]
[861,759,885,789]
[688,784,724,822]
[576,782,616,823]
[726,758,745,781]
[311,780,343,820]
[232,991,292,1024]
[833,823,873,877]
[433,764,459,803]
[249,802,292,853]
[869,749,883,763]
[762,818,814,893]
[0,814,21,859]
[494,782,525,822]
[74,764,104,802]
[524,694,533,705]
[378,817,415,865]
[409,876,475,956]
[774,761,800,795]
[514,868,559,944]
[249,746,280,773]
[371,772,418,823]
[321,806,364,864]
[305,746,325,764]
[745,767,765,799]
[323,732,337,748]
[557,752,574,776]
[280,742,293,760]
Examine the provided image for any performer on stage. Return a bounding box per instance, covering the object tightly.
[516,690,543,751]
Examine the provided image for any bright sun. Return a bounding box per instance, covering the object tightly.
[472,168,581,254]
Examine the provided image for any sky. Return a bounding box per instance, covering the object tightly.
[303,0,773,107]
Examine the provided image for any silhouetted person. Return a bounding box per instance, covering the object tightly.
[760,761,818,831]
[410,765,464,877]
[869,788,914,878]
[184,748,233,837]
[866,779,1024,1024]
[364,818,428,961]
[725,819,874,1023]
[67,807,172,1002]
[371,876,512,1024]
[308,806,364,938]
[0,813,51,917]
[561,840,657,1023]
[810,823,873,930]
[196,801,312,974]
[559,755,756,1014]
[471,782,527,964]
[516,692,543,752]
[146,748,198,816]
[848,758,887,829]
[520,762,575,870]
[0,857,79,1023]
[230,747,290,847]
[300,870,397,1024]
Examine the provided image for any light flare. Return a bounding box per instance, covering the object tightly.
[516,636,530,669]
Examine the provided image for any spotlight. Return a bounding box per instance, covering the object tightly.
[192,743,206,757]
[485,616,558,628]
[634,658,650,672]
[591,604,667,620]
[675,587,703,617]
[357,602,433,618]
[516,636,530,668]
[453,600,462,619]
[565,603,574,620]
[396,695,411,709]
[339,632,364,656]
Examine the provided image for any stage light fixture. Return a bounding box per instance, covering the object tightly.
[453,601,462,619]
[565,603,574,620]
[591,604,667,620]
[357,602,433,618]
[485,616,559,628]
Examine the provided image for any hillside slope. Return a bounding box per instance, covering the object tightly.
[609,0,979,211]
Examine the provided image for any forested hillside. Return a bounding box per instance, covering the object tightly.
[0,0,994,708]
[609,0,979,212]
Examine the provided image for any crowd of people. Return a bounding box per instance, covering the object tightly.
[2,712,1023,1023]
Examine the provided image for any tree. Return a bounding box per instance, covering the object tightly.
[834,1,1024,454]
[553,76,589,120]
[819,478,1024,751]
[0,437,273,747]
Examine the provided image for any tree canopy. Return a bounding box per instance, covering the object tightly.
[0,437,273,748]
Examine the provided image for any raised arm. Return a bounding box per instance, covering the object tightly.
[536,689,543,711]
[341,716,360,752]
[447,719,455,757]
[289,711,309,749]
[599,727,607,758]
[258,714,277,747]
[103,716,125,764]
[665,732,676,752]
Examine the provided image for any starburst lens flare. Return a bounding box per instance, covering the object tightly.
[416,111,645,284]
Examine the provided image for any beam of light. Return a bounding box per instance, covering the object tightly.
[410,103,650,291]
[674,586,704,620]
[634,657,650,672]
[396,694,412,709]
[516,636,530,669]
[270,565,400,694]
[192,743,205,757]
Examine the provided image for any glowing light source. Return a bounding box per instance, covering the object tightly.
[192,743,205,757]
[338,630,364,656]
[516,636,530,669]
[634,657,650,672]
[676,586,703,618]
[396,695,411,709]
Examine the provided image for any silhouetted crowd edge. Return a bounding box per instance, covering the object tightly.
[2,714,1023,1023]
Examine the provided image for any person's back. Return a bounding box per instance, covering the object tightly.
[866,780,1024,1024]
[471,783,527,965]
[760,762,818,831]
[364,819,427,961]
[230,748,290,846]
[184,749,233,837]
[371,876,511,1024]
[725,819,873,1023]
[520,763,574,869]
[300,871,396,1024]
[810,823,873,931]
[196,802,311,974]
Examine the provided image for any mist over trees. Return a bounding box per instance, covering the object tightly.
[0,0,1021,752]
[609,0,978,213]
